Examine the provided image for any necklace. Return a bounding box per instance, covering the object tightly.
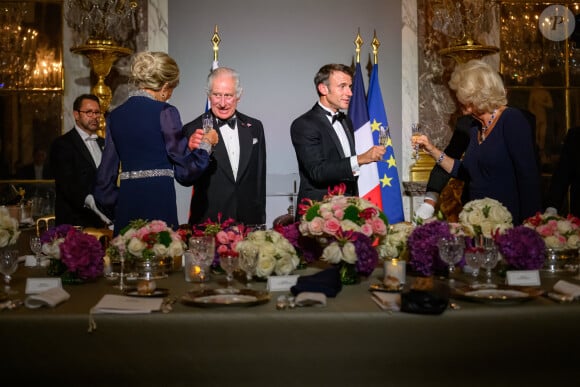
[480,109,497,142]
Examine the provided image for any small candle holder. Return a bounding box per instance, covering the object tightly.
[383,258,406,284]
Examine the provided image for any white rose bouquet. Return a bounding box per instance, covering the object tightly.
[377,222,414,259]
[236,229,300,278]
[0,206,20,248]
[458,198,513,238]
[107,219,185,262]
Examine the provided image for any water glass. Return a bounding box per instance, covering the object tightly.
[464,248,485,285]
[219,253,239,288]
[238,245,260,284]
[481,245,500,285]
[189,236,215,282]
[437,236,465,281]
[0,249,19,294]
[29,236,43,268]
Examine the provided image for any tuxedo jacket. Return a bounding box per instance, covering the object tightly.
[548,126,580,217]
[182,111,266,225]
[290,103,358,212]
[50,128,106,227]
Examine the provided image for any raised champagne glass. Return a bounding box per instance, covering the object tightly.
[411,122,423,160]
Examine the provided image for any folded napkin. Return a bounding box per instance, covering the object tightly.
[25,287,70,309]
[553,280,580,299]
[371,291,401,312]
[290,267,342,297]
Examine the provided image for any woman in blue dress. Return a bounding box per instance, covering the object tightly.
[94,51,218,234]
[413,59,541,225]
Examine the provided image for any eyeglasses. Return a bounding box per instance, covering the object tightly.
[77,110,102,117]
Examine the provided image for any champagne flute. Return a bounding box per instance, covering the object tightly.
[481,245,500,286]
[238,245,259,285]
[377,126,389,162]
[202,112,213,134]
[219,253,239,288]
[411,123,423,160]
[0,250,19,295]
[29,236,43,268]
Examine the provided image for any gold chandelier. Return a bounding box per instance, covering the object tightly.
[433,0,500,63]
[0,2,62,91]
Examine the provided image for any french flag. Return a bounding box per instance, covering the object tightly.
[348,62,383,209]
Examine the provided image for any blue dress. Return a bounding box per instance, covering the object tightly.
[94,94,210,234]
[450,107,541,224]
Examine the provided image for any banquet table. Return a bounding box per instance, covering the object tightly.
[2,261,580,387]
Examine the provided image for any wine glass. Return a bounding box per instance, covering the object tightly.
[464,248,485,285]
[411,123,423,160]
[437,236,465,281]
[0,250,19,295]
[238,245,259,285]
[481,244,500,286]
[219,253,239,288]
[29,236,43,268]
[202,112,213,134]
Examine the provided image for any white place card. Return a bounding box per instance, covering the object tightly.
[25,277,62,294]
[91,294,163,314]
[267,275,299,292]
[506,270,541,286]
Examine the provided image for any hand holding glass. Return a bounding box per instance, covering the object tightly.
[202,112,213,134]
[377,127,389,162]
[411,123,423,159]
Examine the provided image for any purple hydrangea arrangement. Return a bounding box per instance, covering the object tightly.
[495,226,546,270]
[407,220,453,276]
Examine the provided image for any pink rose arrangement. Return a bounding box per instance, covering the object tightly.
[292,184,388,276]
[107,219,185,262]
[523,212,580,250]
[192,213,252,267]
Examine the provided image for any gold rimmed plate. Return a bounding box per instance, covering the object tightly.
[124,288,170,298]
[369,283,403,293]
[451,285,544,304]
[181,288,271,308]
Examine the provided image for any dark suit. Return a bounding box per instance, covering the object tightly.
[290,104,358,213]
[182,111,266,225]
[15,163,53,180]
[547,126,580,217]
[50,128,106,227]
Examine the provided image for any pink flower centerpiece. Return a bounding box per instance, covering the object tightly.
[523,212,580,250]
[292,184,388,279]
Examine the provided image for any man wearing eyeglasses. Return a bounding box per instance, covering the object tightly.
[50,94,109,227]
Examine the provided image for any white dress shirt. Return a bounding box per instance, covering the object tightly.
[219,121,240,180]
[75,127,102,167]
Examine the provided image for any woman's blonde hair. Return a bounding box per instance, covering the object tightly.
[130,51,179,91]
[448,59,507,114]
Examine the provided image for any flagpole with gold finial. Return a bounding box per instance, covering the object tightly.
[211,24,221,63]
[354,28,363,64]
[371,30,380,65]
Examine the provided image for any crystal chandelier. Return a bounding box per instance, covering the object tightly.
[432,0,500,62]
[0,2,61,91]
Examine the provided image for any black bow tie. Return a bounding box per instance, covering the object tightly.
[217,116,237,129]
[330,111,346,124]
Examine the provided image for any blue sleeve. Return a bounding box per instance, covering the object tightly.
[93,121,120,219]
[160,105,210,186]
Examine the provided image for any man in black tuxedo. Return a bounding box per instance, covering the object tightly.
[547,126,580,217]
[50,94,107,227]
[16,147,53,180]
[183,67,266,225]
[290,63,385,217]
